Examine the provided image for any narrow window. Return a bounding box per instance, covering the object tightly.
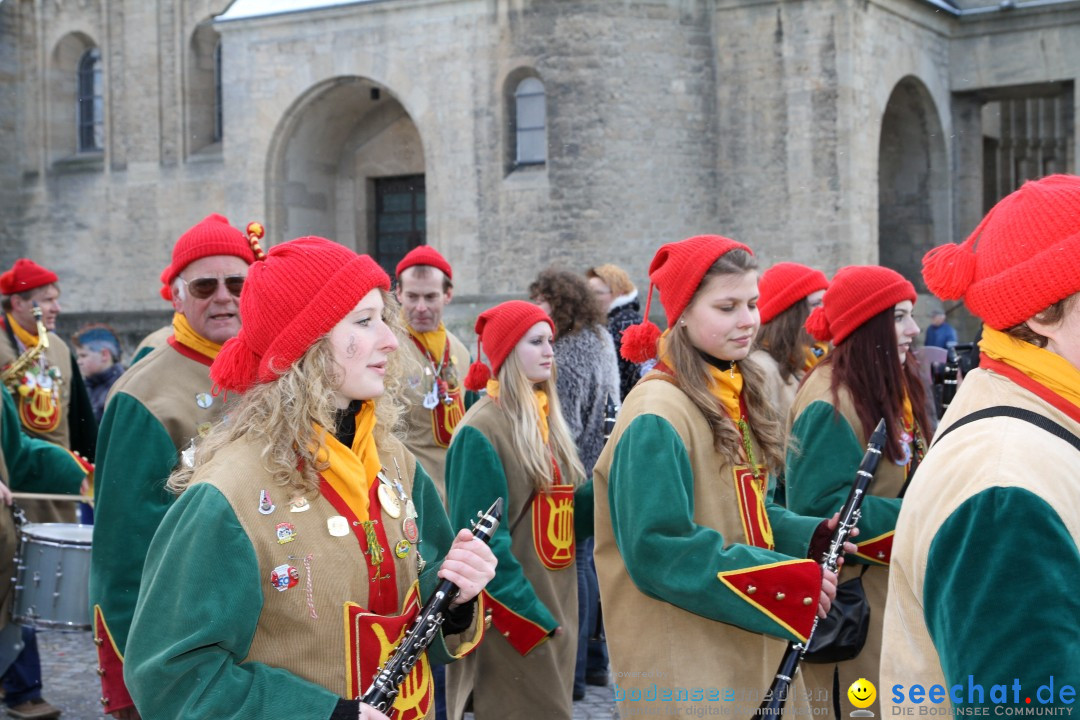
[77,48,103,152]
[374,175,426,274]
[515,77,546,166]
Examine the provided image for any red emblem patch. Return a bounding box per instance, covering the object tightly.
[531,485,575,570]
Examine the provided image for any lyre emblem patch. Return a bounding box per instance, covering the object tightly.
[532,485,575,570]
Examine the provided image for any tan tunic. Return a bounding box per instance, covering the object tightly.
[0,328,79,522]
[398,329,470,503]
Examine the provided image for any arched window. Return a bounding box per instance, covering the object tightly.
[77,48,103,152]
[514,77,546,166]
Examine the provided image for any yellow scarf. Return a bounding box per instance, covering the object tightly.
[485,379,551,443]
[980,325,1080,410]
[172,313,223,360]
[6,313,40,348]
[658,330,742,422]
[407,323,448,364]
[315,402,383,524]
[802,342,829,373]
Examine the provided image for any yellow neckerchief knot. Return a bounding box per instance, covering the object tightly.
[172,313,223,360]
[980,325,1080,411]
[7,313,40,349]
[315,401,382,524]
[484,379,550,443]
[802,342,829,373]
[407,322,448,365]
[900,392,914,433]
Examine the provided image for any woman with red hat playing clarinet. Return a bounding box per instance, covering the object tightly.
[593,235,848,718]
[784,265,930,717]
[122,237,496,720]
[444,300,589,720]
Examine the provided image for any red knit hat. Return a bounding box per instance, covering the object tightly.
[161,219,265,301]
[211,237,390,394]
[758,262,829,325]
[620,234,753,362]
[0,259,59,295]
[163,214,258,290]
[805,266,916,345]
[463,300,555,391]
[396,245,452,280]
[922,173,1080,329]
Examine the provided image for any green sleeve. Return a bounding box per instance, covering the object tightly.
[609,414,816,640]
[411,461,473,666]
[1,385,85,493]
[574,480,594,540]
[924,488,1080,708]
[124,483,339,719]
[786,401,900,547]
[445,425,558,633]
[88,393,181,652]
[765,473,821,559]
[129,345,153,365]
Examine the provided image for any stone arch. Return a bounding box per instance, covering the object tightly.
[47,31,100,163]
[878,75,948,292]
[265,76,426,269]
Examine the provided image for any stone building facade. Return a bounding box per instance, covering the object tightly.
[0,0,1076,347]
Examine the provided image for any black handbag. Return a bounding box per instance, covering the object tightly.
[802,568,870,664]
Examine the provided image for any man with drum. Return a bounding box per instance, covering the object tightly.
[1,260,96,720]
[88,214,258,719]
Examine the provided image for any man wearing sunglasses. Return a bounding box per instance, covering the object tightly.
[0,260,96,720]
[89,213,257,720]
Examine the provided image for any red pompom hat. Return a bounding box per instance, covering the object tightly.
[162,214,258,291]
[758,262,829,325]
[620,234,753,363]
[396,245,453,280]
[463,300,555,391]
[922,173,1080,329]
[0,259,59,295]
[805,266,916,346]
[211,237,390,394]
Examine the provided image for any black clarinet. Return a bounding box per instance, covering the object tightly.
[360,498,503,713]
[603,394,619,441]
[753,419,886,718]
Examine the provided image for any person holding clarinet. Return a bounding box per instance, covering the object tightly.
[123,236,496,720]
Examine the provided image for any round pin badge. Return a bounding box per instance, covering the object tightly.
[378,484,402,519]
[402,516,419,544]
[394,539,411,558]
[195,392,214,409]
[327,515,350,537]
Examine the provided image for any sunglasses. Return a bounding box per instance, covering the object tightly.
[179,275,245,300]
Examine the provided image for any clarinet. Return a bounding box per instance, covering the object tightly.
[603,394,619,441]
[752,419,887,718]
[360,498,503,713]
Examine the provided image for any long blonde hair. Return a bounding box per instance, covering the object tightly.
[494,351,586,491]
[665,250,786,475]
[168,289,408,496]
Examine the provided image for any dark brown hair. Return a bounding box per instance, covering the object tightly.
[816,307,931,463]
[755,299,815,383]
[528,268,605,338]
[1004,293,1076,347]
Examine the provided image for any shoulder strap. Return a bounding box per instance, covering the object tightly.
[932,405,1080,453]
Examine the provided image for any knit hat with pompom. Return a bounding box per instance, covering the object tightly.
[804,265,915,346]
[463,300,555,391]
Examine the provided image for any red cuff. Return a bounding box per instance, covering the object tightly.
[94,605,134,714]
[483,590,551,656]
[717,559,821,643]
[854,531,894,565]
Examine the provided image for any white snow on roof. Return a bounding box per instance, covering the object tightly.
[217,0,380,22]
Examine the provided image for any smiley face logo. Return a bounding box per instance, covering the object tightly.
[848,678,877,709]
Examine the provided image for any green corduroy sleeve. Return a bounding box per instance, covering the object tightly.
[924,487,1080,708]
[445,425,558,633]
[1,385,85,493]
[124,482,339,719]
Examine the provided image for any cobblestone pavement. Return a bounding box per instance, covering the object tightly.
[34,628,617,720]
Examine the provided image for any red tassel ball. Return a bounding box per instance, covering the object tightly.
[922,243,976,301]
[464,360,491,392]
[209,337,261,395]
[620,321,661,363]
[804,306,831,343]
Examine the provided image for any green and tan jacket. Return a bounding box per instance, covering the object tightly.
[0,385,88,627]
[444,395,584,720]
[88,340,228,715]
[398,328,471,503]
[785,363,911,715]
[124,431,480,720]
[593,373,823,716]
[882,368,1080,712]
[0,320,97,522]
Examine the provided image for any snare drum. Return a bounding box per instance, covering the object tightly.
[12,523,93,630]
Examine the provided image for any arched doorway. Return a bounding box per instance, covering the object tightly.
[878,76,948,291]
[266,77,426,275]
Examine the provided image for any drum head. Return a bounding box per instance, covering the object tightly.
[19,523,93,545]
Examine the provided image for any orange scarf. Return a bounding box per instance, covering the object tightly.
[658,330,742,421]
[485,379,550,444]
[980,325,1080,412]
[407,323,448,365]
[171,313,223,360]
[315,402,382,524]
[6,313,41,349]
